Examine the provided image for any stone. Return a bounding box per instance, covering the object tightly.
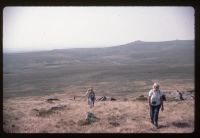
[46,96,60,102]
[135,96,147,101]
[98,96,107,101]
[85,112,93,121]
[139,95,144,98]
[85,112,99,123]
[111,97,117,101]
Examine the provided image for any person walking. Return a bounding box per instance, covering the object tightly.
[85,87,96,121]
[148,83,164,128]
[85,87,96,110]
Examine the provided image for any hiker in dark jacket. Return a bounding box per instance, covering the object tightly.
[85,87,96,109]
[148,83,164,128]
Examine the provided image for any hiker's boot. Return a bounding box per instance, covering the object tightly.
[151,120,154,125]
[155,122,159,129]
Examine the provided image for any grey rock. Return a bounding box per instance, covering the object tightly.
[50,104,67,110]
[166,90,194,101]
[46,96,59,102]
[98,96,107,101]
[85,112,99,123]
[86,112,93,120]
[135,95,148,101]
[139,95,145,98]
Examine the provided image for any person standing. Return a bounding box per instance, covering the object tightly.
[148,83,164,128]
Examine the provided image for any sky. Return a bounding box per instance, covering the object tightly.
[3,6,194,53]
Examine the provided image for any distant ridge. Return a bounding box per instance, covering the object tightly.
[4,40,194,54]
[3,39,194,98]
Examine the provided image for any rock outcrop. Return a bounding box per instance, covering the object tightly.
[164,90,194,101]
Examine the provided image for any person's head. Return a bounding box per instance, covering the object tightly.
[152,83,159,91]
[88,87,93,91]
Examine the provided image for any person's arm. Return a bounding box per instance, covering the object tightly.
[94,93,96,101]
[85,90,89,97]
[160,93,164,111]
[148,90,152,106]
[148,96,151,106]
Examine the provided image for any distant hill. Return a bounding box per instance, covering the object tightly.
[3,40,194,98]
[3,40,194,67]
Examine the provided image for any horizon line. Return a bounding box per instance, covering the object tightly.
[3,39,194,54]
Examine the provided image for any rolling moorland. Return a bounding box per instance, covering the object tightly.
[3,40,194,133]
[3,40,194,98]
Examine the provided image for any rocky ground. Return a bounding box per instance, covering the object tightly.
[3,90,194,133]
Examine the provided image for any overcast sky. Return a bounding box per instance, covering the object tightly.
[3,6,194,53]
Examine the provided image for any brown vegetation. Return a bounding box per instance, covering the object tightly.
[3,40,194,133]
[3,91,194,133]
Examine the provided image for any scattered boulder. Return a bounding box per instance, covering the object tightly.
[139,95,145,98]
[135,95,148,101]
[86,112,93,121]
[85,112,99,123]
[32,104,67,117]
[110,97,117,101]
[97,96,117,101]
[46,96,60,103]
[98,96,107,101]
[50,104,67,110]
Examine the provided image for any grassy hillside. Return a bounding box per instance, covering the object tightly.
[3,40,195,133]
[3,40,194,98]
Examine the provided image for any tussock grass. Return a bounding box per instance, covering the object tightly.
[3,92,194,133]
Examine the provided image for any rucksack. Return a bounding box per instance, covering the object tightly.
[158,90,166,101]
[161,94,166,101]
[89,91,95,101]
